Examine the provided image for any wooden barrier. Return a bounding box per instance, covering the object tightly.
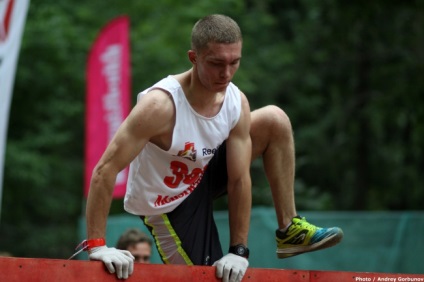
[0,257,423,282]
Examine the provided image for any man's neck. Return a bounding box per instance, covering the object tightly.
[176,69,225,118]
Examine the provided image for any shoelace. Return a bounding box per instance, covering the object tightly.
[293,217,320,231]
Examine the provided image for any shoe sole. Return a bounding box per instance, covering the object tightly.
[276,231,343,259]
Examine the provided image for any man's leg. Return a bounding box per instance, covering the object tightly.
[250,105,343,258]
[250,105,296,229]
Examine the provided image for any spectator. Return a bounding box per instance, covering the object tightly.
[116,228,153,263]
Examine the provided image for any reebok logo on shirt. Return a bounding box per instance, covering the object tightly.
[202,145,220,156]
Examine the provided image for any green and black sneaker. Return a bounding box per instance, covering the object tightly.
[276,216,343,258]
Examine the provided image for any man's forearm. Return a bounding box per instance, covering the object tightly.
[227,176,251,246]
[86,170,116,239]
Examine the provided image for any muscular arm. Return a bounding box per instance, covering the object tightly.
[86,90,174,240]
[226,92,252,246]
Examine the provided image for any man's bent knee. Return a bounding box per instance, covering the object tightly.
[252,105,292,134]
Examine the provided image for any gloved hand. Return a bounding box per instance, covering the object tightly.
[213,253,249,282]
[89,246,135,279]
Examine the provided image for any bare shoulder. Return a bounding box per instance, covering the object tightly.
[127,88,175,137]
[238,90,251,113]
[135,89,174,115]
[139,88,174,109]
[228,90,251,138]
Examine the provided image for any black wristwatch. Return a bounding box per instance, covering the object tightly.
[228,244,250,259]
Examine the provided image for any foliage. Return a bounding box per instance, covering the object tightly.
[0,0,423,258]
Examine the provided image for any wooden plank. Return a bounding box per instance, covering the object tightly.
[0,257,422,282]
[0,257,308,282]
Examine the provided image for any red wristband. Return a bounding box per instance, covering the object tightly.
[68,238,106,260]
[84,238,106,250]
[77,238,106,251]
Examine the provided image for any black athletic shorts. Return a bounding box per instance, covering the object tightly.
[141,142,228,266]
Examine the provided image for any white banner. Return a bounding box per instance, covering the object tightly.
[0,0,30,220]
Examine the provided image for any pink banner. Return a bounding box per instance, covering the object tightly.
[84,16,131,198]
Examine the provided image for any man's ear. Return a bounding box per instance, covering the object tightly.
[188,50,197,64]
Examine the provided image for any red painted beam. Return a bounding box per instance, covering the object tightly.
[0,257,308,282]
[0,257,422,282]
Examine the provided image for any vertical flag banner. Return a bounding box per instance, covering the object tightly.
[85,16,131,198]
[0,0,30,219]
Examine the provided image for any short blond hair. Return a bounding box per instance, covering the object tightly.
[191,14,242,52]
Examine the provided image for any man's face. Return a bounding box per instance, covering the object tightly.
[127,242,152,263]
[193,41,242,92]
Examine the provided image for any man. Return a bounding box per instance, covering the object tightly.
[82,14,343,282]
[116,228,152,264]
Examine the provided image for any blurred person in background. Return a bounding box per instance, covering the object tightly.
[116,228,153,264]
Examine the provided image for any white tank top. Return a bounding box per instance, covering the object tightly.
[124,75,242,215]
